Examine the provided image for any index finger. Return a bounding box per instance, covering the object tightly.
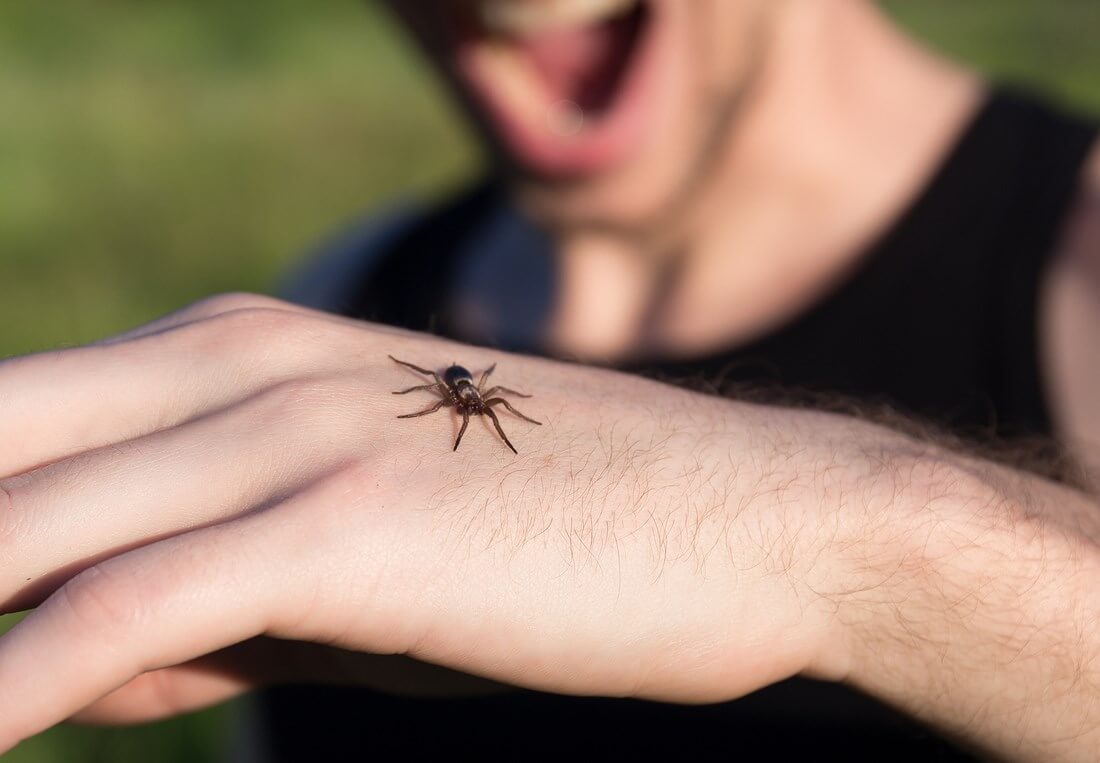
[0,295,353,479]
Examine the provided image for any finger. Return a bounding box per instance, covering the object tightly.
[0,374,373,612]
[94,292,310,345]
[72,639,510,725]
[70,638,311,726]
[98,292,410,346]
[0,302,359,478]
[0,468,350,752]
[69,650,259,726]
[69,638,320,725]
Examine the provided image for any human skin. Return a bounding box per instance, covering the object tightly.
[0,294,1096,762]
[3,0,1100,760]
[387,0,986,360]
[385,0,1100,459]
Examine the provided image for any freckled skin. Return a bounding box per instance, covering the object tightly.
[390,356,542,453]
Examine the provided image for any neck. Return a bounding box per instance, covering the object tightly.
[545,0,981,362]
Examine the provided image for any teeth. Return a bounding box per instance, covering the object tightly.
[477,0,640,36]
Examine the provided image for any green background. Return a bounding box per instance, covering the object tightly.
[0,1,1097,760]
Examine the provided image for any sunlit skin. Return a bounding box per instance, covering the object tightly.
[383,0,983,360]
[388,0,770,231]
[0,1,1096,759]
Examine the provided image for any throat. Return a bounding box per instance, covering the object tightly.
[542,232,673,362]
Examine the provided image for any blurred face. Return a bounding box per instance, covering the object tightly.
[386,0,771,238]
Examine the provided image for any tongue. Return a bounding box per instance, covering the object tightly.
[514,13,640,114]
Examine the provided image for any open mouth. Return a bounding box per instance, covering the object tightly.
[449,0,663,178]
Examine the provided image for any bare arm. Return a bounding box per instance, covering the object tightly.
[829,441,1100,761]
[1044,140,1100,481]
[0,294,1097,762]
[841,140,1100,760]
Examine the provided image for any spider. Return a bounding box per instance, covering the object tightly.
[389,355,542,454]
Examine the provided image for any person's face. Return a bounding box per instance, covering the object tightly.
[385,0,772,239]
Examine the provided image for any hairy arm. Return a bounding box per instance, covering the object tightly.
[831,135,1100,761]
[443,367,1100,759]
[0,294,1097,761]
[822,439,1100,761]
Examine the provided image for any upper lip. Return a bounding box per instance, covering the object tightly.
[469,0,640,37]
[445,0,657,177]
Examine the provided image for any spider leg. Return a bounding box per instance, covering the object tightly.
[397,399,448,419]
[485,398,542,425]
[453,410,470,451]
[483,407,518,454]
[392,383,445,396]
[389,355,444,385]
[478,363,497,392]
[482,386,532,399]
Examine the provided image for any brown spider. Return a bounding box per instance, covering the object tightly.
[389,355,542,454]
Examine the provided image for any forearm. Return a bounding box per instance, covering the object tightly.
[566,368,1100,759]
[9,294,1097,750]
[380,343,1100,759]
[420,350,1099,759]
[825,438,1100,761]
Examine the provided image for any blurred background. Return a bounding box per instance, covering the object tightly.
[0,1,1097,760]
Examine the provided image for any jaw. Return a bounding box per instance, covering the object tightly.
[388,0,764,234]
[449,0,662,179]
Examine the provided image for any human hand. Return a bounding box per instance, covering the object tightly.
[0,293,860,751]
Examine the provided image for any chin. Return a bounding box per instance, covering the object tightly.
[387,0,752,232]
[452,0,672,176]
[384,0,764,234]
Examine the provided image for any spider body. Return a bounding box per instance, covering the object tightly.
[444,365,481,405]
[389,356,541,454]
[443,364,474,387]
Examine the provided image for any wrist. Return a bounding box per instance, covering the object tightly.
[830,447,1100,759]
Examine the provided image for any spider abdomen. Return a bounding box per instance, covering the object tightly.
[444,365,474,386]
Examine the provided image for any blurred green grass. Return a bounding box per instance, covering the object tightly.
[0,1,1097,761]
[0,0,479,357]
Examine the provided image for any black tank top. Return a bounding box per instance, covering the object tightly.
[259,89,1097,761]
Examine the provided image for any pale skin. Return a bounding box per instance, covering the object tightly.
[2,0,1100,760]
[0,295,1097,762]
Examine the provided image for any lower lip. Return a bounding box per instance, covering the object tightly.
[452,4,664,178]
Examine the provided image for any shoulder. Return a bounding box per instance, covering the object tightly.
[1041,138,1100,483]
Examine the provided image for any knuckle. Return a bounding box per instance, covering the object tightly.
[58,563,144,631]
[212,305,301,335]
[132,305,338,388]
[207,306,323,348]
[183,292,285,320]
[173,307,321,364]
